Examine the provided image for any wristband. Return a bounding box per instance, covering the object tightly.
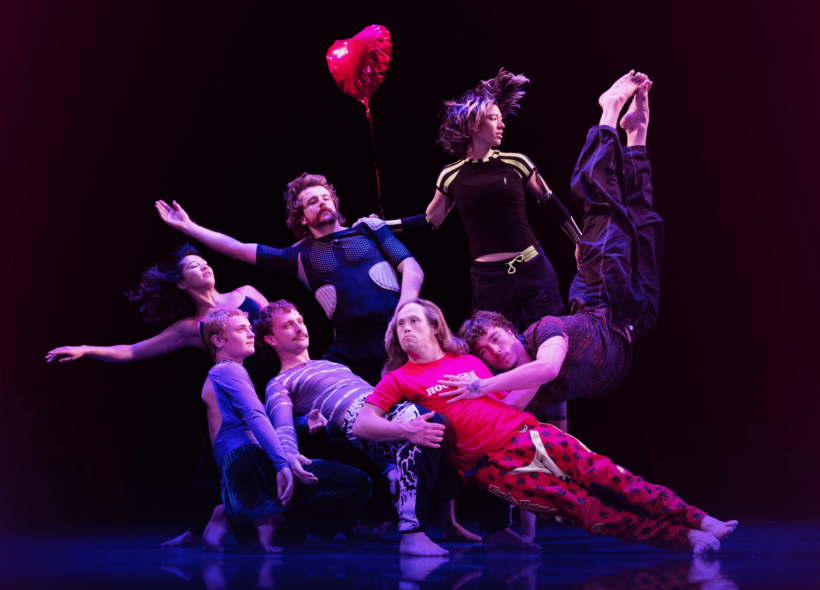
[541,193,582,244]
[386,213,436,235]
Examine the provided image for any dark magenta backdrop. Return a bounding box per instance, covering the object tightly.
[2,0,819,524]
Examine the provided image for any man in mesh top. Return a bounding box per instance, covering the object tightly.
[156,173,424,385]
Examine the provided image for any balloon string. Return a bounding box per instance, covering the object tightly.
[365,99,385,221]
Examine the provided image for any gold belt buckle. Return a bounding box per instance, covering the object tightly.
[506,255,525,274]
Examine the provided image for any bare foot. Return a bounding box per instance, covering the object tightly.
[350,521,391,539]
[598,70,648,129]
[203,505,231,553]
[519,509,537,543]
[160,530,202,547]
[701,516,739,540]
[688,529,720,554]
[442,523,482,543]
[254,513,286,554]
[400,532,449,556]
[620,79,652,146]
[486,528,541,553]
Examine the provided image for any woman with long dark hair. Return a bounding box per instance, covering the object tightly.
[45,243,271,547]
[46,243,267,364]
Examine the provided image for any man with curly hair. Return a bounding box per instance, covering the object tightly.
[353,296,737,553]
[156,173,424,385]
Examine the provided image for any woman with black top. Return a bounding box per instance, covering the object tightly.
[387,71,581,427]
[45,243,272,547]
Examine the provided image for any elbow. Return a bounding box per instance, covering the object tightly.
[351,416,375,440]
[413,263,424,285]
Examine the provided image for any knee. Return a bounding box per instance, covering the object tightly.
[352,469,372,498]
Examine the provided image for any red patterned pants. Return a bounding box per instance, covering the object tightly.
[468,418,706,550]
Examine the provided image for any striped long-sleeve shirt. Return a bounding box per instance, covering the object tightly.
[264,360,373,455]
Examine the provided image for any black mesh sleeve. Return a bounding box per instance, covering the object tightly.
[360,220,413,268]
[256,243,300,276]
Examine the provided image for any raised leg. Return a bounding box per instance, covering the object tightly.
[569,91,646,323]
[598,71,647,129]
[620,80,664,341]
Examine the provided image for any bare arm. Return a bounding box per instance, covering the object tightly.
[425,190,455,228]
[202,377,222,445]
[155,200,258,265]
[525,172,553,203]
[396,257,424,307]
[45,318,204,363]
[438,335,568,403]
[351,403,445,447]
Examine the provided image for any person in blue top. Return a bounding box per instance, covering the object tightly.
[156,172,425,386]
[44,244,274,547]
[202,308,371,552]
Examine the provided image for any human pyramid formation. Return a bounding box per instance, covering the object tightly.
[47,71,738,555]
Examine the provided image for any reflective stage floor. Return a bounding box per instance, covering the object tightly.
[2,520,818,589]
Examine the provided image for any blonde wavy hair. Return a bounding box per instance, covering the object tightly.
[204,308,249,362]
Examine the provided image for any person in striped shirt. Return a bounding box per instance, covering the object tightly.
[254,300,533,555]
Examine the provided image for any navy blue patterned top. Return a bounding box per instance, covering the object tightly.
[256,221,412,337]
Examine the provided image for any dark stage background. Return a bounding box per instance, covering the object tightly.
[2,0,819,526]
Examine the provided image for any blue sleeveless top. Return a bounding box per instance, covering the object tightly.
[198,296,262,346]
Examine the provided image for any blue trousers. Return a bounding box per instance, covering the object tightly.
[220,444,371,542]
[569,126,664,341]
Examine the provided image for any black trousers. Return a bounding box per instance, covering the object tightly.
[471,243,566,333]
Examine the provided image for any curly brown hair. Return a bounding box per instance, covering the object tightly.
[282,173,346,241]
[383,299,467,376]
[437,69,530,158]
[457,310,518,354]
[253,300,299,362]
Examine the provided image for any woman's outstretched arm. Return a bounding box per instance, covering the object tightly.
[45,317,204,363]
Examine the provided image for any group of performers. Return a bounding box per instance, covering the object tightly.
[46,70,737,555]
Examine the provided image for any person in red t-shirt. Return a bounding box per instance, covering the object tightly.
[353,298,737,553]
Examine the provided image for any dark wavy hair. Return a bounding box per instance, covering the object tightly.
[126,244,200,323]
[282,173,345,241]
[252,299,299,363]
[383,299,467,376]
[458,310,518,354]
[437,69,529,158]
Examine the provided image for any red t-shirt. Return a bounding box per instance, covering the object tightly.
[366,353,530,473]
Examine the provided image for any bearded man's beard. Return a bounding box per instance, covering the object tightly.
[308,210,341,229]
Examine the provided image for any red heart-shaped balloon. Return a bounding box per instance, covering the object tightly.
[326,25,392,106]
